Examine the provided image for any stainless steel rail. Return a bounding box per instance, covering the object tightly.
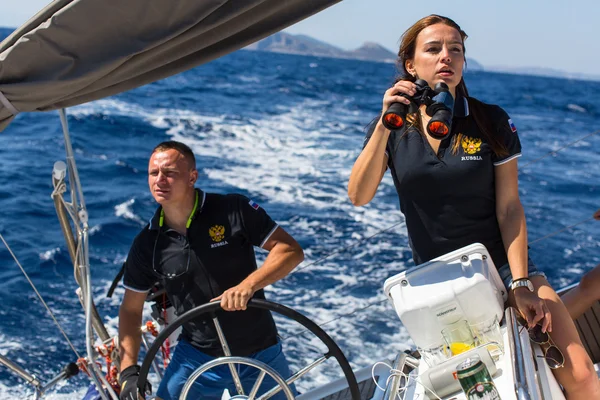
[506,307,544,400]
[383,352,408,400]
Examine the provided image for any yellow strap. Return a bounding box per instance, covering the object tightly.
[159,190,199,229]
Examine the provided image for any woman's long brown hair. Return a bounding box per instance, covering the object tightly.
[394,14,508,157]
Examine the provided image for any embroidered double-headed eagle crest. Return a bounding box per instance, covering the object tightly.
[461,136,482,154]
[209,225,225,242]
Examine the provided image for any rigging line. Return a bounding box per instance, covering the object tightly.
[281,298,388,342]
[520,129,600,169]
[0,233,82,360]
[293,220,405,274]
[529,216,595,246]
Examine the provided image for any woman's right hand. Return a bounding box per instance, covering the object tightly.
[514,289,552,333]
[382,80,418,115]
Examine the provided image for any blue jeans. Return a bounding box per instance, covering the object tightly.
[156,338,296,400]
[497,257,546,291]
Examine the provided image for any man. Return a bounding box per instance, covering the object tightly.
[118,141,303,400]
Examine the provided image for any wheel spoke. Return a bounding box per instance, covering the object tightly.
[247,370,266,400]
[213,316,245,395]
[259,355,329,400]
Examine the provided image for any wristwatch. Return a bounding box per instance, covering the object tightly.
[510,278,534,292]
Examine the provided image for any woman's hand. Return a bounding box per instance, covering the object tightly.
[514,289,552,333]
[382,80,417,115]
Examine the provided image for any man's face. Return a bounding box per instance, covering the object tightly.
[148,149,197,205]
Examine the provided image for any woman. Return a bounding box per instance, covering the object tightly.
[348,15,600,399]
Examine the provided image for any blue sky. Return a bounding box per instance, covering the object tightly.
[1,0,597,75]
[288,0,598,76]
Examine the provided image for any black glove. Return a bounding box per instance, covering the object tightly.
[119,365,151,400]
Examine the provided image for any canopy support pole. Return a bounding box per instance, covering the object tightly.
[58,109,118,400]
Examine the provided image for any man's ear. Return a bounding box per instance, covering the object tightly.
[190,169,198,186]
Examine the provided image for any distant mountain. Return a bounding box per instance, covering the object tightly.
[245,32,396,63]
[465,58,484,72]
[347,42,396,63]
[246,32,488,70]
[245,32,349,59]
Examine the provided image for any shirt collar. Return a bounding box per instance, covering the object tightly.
[453,92,469,118]
[148,188,205,231]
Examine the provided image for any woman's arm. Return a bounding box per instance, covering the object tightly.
[348,80,417,206]
[494,159,528,280]
[347,120,389,206]
[495,159,551,331]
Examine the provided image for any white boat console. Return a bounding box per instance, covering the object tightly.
[381,243,565,400]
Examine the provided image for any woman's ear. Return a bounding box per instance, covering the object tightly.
[405,60,415,77]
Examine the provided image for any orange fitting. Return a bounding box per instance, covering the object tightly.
[77,358,90,376]
[145,320,159,337]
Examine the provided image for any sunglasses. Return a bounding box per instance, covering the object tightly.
[152,229,191,280]
[517,315,564,369]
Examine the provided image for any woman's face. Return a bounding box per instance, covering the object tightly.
[405,23,465,96]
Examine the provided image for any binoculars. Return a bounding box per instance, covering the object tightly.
[382,79,455,140]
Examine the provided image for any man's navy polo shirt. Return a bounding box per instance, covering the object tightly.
[364,95,522,268]
[123,189,279,356]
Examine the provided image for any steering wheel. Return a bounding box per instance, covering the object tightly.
[138,299,360,399]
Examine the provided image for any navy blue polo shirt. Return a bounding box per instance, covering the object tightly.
[123,189,279,356]
[363,95,521,268]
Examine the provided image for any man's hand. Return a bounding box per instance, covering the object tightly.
[593,209,600,221]
[209,227,302,312]
[119,365,151,400]
[211,282,255,311]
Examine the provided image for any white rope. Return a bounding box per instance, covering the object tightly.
[0,91,19,115]
[52,176,78,223]
[371,360,442,400]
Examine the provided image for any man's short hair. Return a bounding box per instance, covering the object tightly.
[152,141,196,170]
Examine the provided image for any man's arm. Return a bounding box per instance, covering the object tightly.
[212,226,303,311]
[561,209,600,320]
[118,289,148,370]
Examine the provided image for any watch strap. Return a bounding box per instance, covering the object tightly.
[511,278,533,292]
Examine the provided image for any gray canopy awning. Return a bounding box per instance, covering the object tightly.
[0,0,341,132]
